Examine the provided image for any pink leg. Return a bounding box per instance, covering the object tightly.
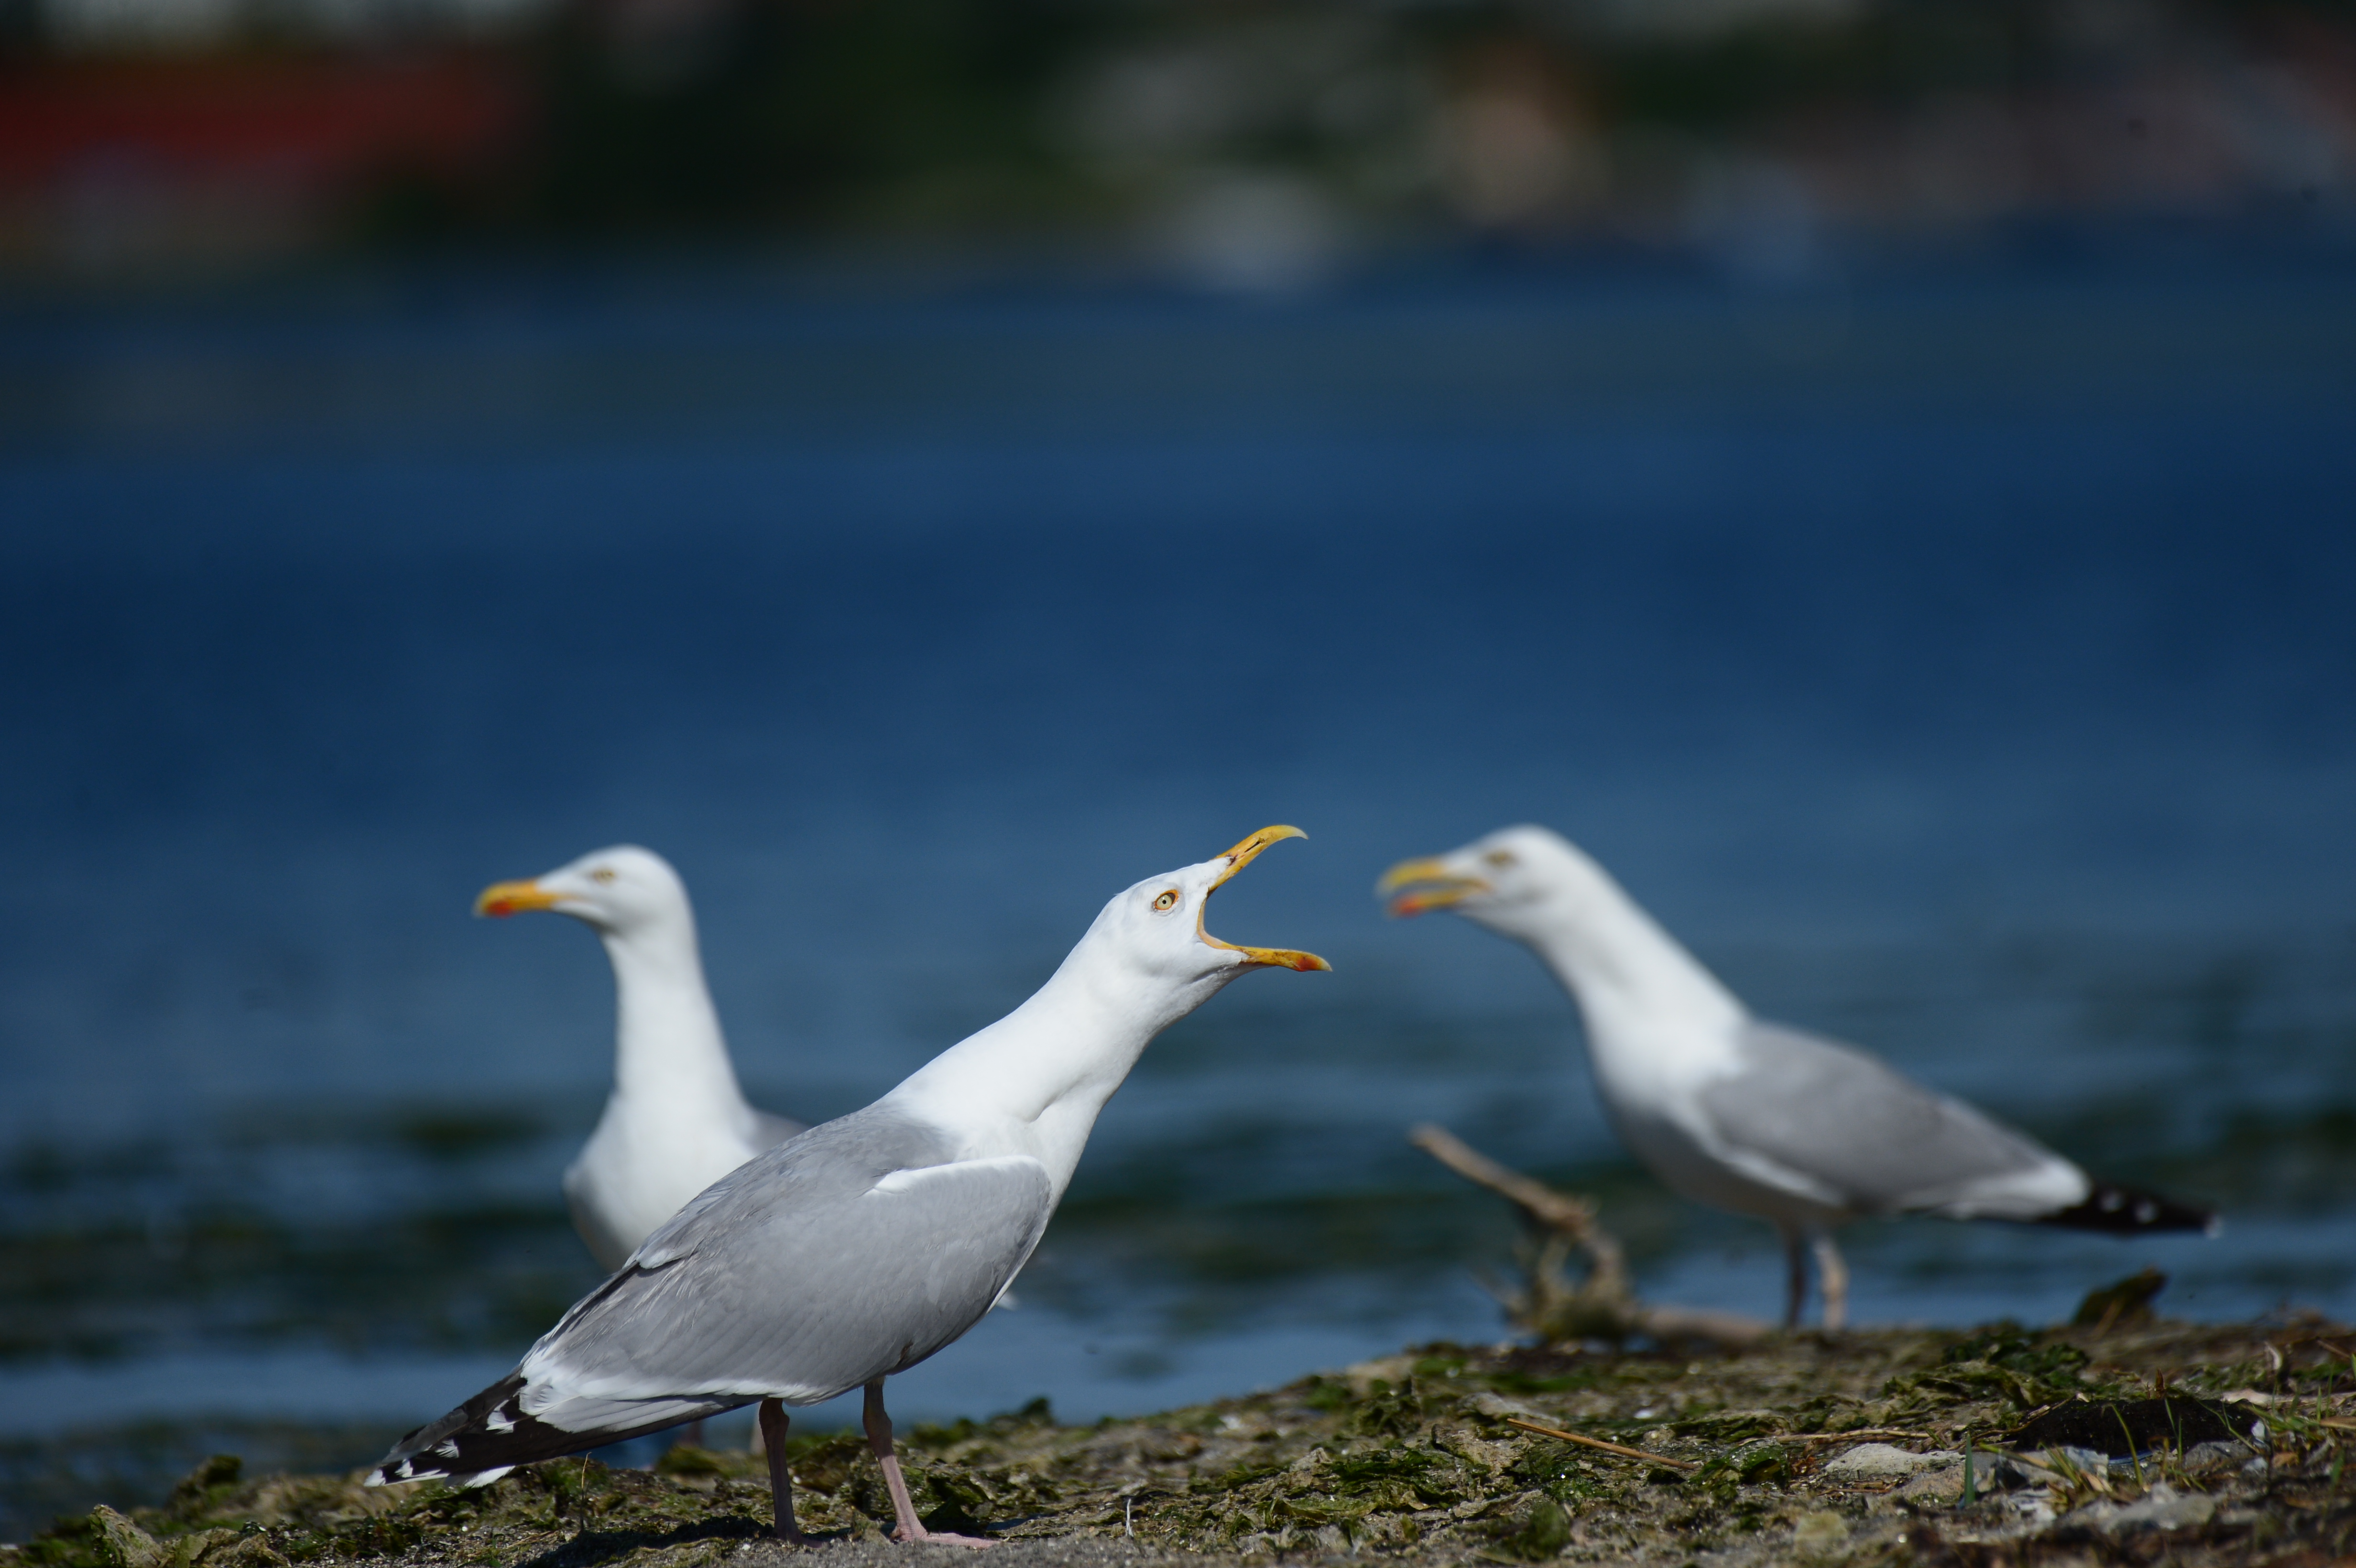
[1812,1232,1850,1331]
[863,1379,991,1548]
[759,1399,815,1546]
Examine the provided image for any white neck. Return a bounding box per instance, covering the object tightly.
[1510,860,1748,1078]
[884,947,1230,1202]
[599,915,750,1118]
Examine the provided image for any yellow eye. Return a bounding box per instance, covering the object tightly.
[1152,889,1180,912]
[1484,850,1517,869]
[591,868,617,883]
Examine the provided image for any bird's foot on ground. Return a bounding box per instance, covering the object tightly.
[893,1526,993,1548]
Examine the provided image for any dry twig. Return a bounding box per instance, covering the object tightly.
[1501,1417,1700,1470]
[1410,1123,1770,1350]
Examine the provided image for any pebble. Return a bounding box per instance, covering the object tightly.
[1822,1443,1959,1480]
[1466,1392,1546,1425]
[2178,1440,2252,1477]
[1789,1511,1848,1551]
[2063,1484,2217,1537]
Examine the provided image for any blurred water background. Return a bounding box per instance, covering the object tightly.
[5,0,2356,1542]
[6,244,2355,1536]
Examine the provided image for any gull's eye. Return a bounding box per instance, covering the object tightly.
[591,868,617,884]
[1152,889,1180,913]
[1484,850,1517,870]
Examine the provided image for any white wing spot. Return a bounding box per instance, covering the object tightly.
[871,1154,1049,1197]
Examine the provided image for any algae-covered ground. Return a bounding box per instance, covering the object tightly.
[12,1317,2354,1568]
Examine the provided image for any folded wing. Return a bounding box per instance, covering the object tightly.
[1696,1022,2088,1220]
[373,1109,1054,1484]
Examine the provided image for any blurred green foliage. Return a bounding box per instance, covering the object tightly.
[524,0,1102,235]
[323,0,2356,245]
[9,0,2355,258]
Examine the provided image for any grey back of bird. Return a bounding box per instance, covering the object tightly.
[1697,1022,2074,1220]
[520,1107,1054,1432]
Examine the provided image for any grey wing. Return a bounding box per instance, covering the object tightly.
[516,1111,1053,1432]
[749,1108,807,1148]
[1696,1022,2086,1220]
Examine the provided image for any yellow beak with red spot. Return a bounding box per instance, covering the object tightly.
[1201,825,1331,972]
[475,878,565,918]
[1376,856,1491,918]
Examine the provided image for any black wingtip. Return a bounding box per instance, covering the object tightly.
[368,1373,534,1486]
[366,1372,647,1487]
[365,1372,729,1487]
[2038,1181,2218,1236]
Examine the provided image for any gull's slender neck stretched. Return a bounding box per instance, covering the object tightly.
[1513,850,1747,1071]
[600,910,750,1116]
[887,936,1229,1203]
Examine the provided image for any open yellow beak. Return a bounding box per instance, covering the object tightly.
[475,878,564,918]
[1200,825,1331,972]
[1376,856,1490,918]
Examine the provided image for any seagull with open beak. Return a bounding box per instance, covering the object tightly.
[371,827,1327,1549]
[1381,825,2214,1330]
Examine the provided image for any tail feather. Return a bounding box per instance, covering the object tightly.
[366,1373,728,1487]
[2038,1181,2219,1237]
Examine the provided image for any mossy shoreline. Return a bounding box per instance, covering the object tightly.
[12,1317,2354,1568]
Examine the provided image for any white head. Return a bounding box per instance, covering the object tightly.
[884,826,1329,1183]
[1055,825,1330,1023]
[475,844,693,939]
[1092,825,1330,976]
[1379,824,1746,1040]
[1375,824,1615,943]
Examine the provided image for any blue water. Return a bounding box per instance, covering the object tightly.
[4,245,2355,1536]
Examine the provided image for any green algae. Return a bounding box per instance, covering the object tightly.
[12,1316,2356,1568]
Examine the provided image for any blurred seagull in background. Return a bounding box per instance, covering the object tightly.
[375,827,1329,1547]
[1380,825,2216,1330]
[476,846,804,1272]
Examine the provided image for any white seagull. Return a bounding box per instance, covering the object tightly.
[1379,825,2215,1330]
[475,846,804,1272]
[374,827,1329,1547]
